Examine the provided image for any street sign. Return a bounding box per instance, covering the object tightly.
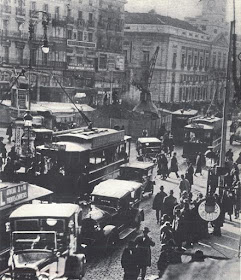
[0,182,28,207]
[198,201,221,221]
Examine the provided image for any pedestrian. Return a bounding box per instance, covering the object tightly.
[231,163,240,184]
[6,123,13,143]
[225,148,233,161]
[157,240,182,278]
[167,135,174,157]
[135,227,155,280]
[2,144,7,164]
[185,162,194,188]
[0,155,3,172]
[194,152,203,176]
[223,190,235,221]
[169,152,179,178]
[0,137,4,154]
[121,241,139,280]
[157,153,168,180]
[236,152,241,165]
[179,174,191,197]
[163,190,177,221]
[152,186,167,224]
[160,221,174,245]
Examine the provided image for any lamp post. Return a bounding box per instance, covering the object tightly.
[23,110,34,173]
[28,11,50,110]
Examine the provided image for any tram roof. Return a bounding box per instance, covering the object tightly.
[137,137,161,144]
[37,141,91,152]
[91,179,142,199]
[192,116,222,123]
[120,161,155,170]
[10,203,80,219]
[185,124,214,130]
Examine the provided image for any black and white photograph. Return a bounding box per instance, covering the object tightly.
[0,0,240,279]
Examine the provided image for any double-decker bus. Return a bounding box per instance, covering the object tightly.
[183,116,222,160]
[34,127,131,201]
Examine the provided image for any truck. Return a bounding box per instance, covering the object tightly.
[1,203,86,280]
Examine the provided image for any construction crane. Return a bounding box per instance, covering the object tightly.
[132,46,160,114]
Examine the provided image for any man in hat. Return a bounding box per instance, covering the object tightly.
[163,190,177,221]
[121,240,139,280]
[135,227,155,280]
[152,186,167,224]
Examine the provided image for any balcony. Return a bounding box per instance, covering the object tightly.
[52,17,67,27]
[2,5,11,13]
[16,7,26,17]
[98,21,106,29]
[36,60,67,69]
[67,39,96,49]
[76,19,85,28]
[66,16,75,24]
[29,10,39,18]
[49,36,66,44]
[87,20,95,29]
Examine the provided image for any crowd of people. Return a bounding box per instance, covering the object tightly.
[120,145,241,280]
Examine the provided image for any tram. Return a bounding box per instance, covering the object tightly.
[34,127,131,201]
[183,116,222,160]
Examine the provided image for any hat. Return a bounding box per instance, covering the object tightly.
[143,227,150,233]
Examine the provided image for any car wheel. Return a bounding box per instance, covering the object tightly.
[104,231,119,253]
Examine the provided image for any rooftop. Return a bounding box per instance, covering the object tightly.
[125,12,205,34]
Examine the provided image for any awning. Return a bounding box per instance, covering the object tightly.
[0,184,53,211]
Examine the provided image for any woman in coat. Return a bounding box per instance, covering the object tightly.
[186,162,194,187]
[195,152,203,176]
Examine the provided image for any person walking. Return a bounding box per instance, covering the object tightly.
[158,153,168,180]
[152,186,167,224]
[169,152,179,178]
[2,144,7,164]
[6,123,13,143]
[121,241,139,280]
[194,152,203,176]
[185,162,194,189]
[179,175,191,197]
[163,190,177,221]
[135,227,155,280]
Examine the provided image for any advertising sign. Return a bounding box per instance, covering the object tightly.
[0,182,28,207]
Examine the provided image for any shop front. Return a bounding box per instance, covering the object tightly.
[0,181,53,273]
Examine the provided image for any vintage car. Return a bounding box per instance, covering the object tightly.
[230,120,241,145]
[136,137,162,161]
[1,203,86,280]
[80,179,144,253]
[119,161,156,197]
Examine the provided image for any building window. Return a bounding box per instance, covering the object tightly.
[77,56,83,65]
[67,30,72,39]
[171,87,175,102]
[78,31,83,41]
[172,73,175,84]
[179,88,183,102]
[201,25,206,31]
[124,50,128,62]
[181,53,185,68]
[55,7,60,18]
[78,11,82,19]
[3,46,9,63]
[42,53,48,66]
[143,51,150,63]
[214,29,218,34]
[223,53,226,69]
[89,13,93,21]
[212,54,216,68]
[194,55,198,68]
[43,4,48,12]
[17,48,24,64]
[172,53,177,69]
[31,1,36,11]
[88,32,93,42]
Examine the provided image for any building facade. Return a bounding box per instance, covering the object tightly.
[0,0,125,105]
[123,12,228,106]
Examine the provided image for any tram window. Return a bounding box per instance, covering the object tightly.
[15,219,39,231]
[41,219,65,233]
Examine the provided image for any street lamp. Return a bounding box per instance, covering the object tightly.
[28,11,50,109]
[23,110,34,173]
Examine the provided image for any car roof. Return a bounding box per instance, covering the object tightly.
[120,161,155,170]
[137,137,161,143]
[91,179,142,199]
[10,203,80,219]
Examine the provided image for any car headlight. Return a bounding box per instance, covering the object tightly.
[1,274,11,280]
[38,274,49,280]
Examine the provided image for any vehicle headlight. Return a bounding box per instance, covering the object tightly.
[38,274,49,280]
[1,274,11,280]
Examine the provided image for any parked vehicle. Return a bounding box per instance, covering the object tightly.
[230,120,241,145]
[119,161,156,197]
[2,203,86,280]
[136,137,162,161]
[80,179,144,253]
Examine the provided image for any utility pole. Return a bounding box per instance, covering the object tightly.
[219,21,234,168]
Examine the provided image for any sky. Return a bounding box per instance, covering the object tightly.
[125,0,241,33]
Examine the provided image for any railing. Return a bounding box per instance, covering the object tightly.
[0,30,29,39]
[87,20,95,28]
[52,17,67,27]
[76,19,85,28]
[66,16,75,24]
[49,36,66,44]
[16,7,26,16]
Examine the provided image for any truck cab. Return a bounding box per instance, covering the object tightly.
[80,179,144,253]
[2,203,86,280]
